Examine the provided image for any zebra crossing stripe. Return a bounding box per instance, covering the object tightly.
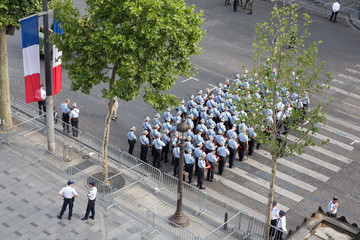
[308,145,353,164]
[244,159,317,192]
[338,73,360,84]
[203,187,266,221]
[219,177,289,211]
[347,68,360,76]
[314,122,360,141]
[326,114,360,133]
[322,84,360,101]
[227,167,303,202]
[256,150,329,182]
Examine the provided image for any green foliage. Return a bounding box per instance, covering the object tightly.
[232,3,331,158]
[51,0,205,112]
[0,0,42,29]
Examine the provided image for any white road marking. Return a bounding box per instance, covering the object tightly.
[182,77,199,83]
[322,84,360,101]
[326,114,360,133]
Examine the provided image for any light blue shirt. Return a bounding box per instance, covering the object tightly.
[217,146,229,157]
[140,135,149,145]
[198,157,206,168]
[69,108,79,118]
[206,119,216,128]
[209,108,220,117]
[206,152,218,163]
[206,129,216,138]
[215,135,226,145]
[195,95,203,104]
[150,129,159,139]
[205,140,216,151]
[127,131,137,141]
[189,108,199,118]
[163,111,172,121]
[194,134,205,145]
[196,124,208,133]
[143,121,152,131]
[194,147,204,158]
[162,122,172,131]
[248,127,257,138]
[185,141,195,151]
[226,129,236,139]
[172,136,178,146]
[185,154,195,164]
[161,133,170,144]
[61,103,70,114]
[153,118,162,127]
[217,122,226,133]
[173,147,180,158]
[238,132,248,142]
[152,138,165,149]
[228,139,238,149]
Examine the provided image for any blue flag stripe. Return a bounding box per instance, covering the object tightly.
[53,18,63,35]
[21,15,39,48]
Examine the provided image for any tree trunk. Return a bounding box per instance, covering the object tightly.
[102,97,115,184]
[264,152,278,240]
[0,27,13,129]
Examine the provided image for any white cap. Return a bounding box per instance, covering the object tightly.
[155,113,160,118]
[154,124,160,129]
[198,90,203,94]
[200,119,205,124]
[190,95,194,99]
[130,126,136,131]
[186,136,192,141]
[145,117,150,121]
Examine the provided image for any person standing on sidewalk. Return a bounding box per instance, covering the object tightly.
[328,197,339,217]
[329,1,340,23]
[274,210,287,240]
[269,201,280,238]
[127,126,137,155]
[197,152,209,190]
[139,130,150,162]
[37,84,46,116]
[57,180,78,220]
[61,99,71,133]
[69,103,80,137]
[81,182,97,221]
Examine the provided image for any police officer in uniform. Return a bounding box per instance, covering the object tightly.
[274,210,287,240]
[81,182,97,220]
[238,128,248,161]
[161,129,170,162]
[248,125,257,156]
[61,99,71,133]
[139,130,150,162]
[58,180,78,220]
[328,197,339,217]
[197,152,209,190]
[172,143,181,176]
[184,149,195,184]
[69,103,80,137]
[152,134,165,168]
[206,149,218,182]
[269,201,279,238]
[217,141,229,175]
[228,133,239,168]
[127,126,137,155]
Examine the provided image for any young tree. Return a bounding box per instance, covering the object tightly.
[51,0,204,181]
[231,4,330,239]
[0,0,42,129]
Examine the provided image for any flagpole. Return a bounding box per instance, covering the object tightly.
[43,0,55,152]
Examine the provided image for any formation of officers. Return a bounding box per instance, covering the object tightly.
[128,68,310,190]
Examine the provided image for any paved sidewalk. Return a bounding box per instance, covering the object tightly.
[0,144,156,240]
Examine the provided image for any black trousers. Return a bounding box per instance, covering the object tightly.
[269,219,277,237]
[207,162,215,181]
[71,118,79,137]
[161,143,169,162]
[140,145,148,162]
[62,113,70,132]
[274,227,284,240]
[194,157,199,175]
[198,169,204,187]
[38,100,46,115]
[173,157,179,176]
[84,199,95,218]
[234,0,239,12]
[153,149,161,168]
[239,141,247,161]
[248,137,256,156]
[229,148,236,168]
[59,198,74,217]
[185,164,194,183]
[330,10,338,22]
[218,156,226,174]
[128,139,136,155]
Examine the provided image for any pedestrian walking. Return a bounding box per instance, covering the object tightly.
[37,83,46,116]
[152,134,165,168]
[127,126,137,155]
[139,130,150,162]
[329,1,340,23]
[197,152,209,190]
[328,197,339,217]
[57,180,78,220]
[274,210,287,240]
[112,96,118,120]
[69,103,80,137]
[81,182,97,220]
[61,99,71,133]
[269,201,279,238]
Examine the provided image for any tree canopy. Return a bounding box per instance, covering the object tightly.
[51,0,205,111]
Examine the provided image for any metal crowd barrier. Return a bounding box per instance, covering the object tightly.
[5,97,290,239]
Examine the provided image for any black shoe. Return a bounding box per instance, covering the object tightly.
[57,215,62,220]
[229,165,233,168]
[81,217,88,221]
[89,216,95,219]
[199,186,206,190]
[247,12,252,15]
[68,216,71,220]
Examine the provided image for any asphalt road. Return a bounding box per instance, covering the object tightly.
[6,0,360,232]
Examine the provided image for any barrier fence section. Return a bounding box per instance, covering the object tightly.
[5,97,290,239]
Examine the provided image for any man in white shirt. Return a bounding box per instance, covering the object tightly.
[58,180,78,220]
[329,1,340,23]
[269,201,280,238]
[328,196,339,217]
[81,182,98,220]
[37,83,46,116]
[69,103,80,137]
[274,210,287,240]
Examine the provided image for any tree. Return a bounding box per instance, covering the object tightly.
[0,0,42,129]
[51,0,204,181]
[231,3,330,239]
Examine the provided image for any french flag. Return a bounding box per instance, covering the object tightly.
[21,15,41,103]
[52,18,63,95]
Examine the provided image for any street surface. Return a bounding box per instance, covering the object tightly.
[5,0,360,232]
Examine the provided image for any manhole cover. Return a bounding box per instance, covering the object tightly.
[87,172,125,192]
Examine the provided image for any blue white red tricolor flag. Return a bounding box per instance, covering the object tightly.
[52,18,63,95]
[21,15,41,103]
